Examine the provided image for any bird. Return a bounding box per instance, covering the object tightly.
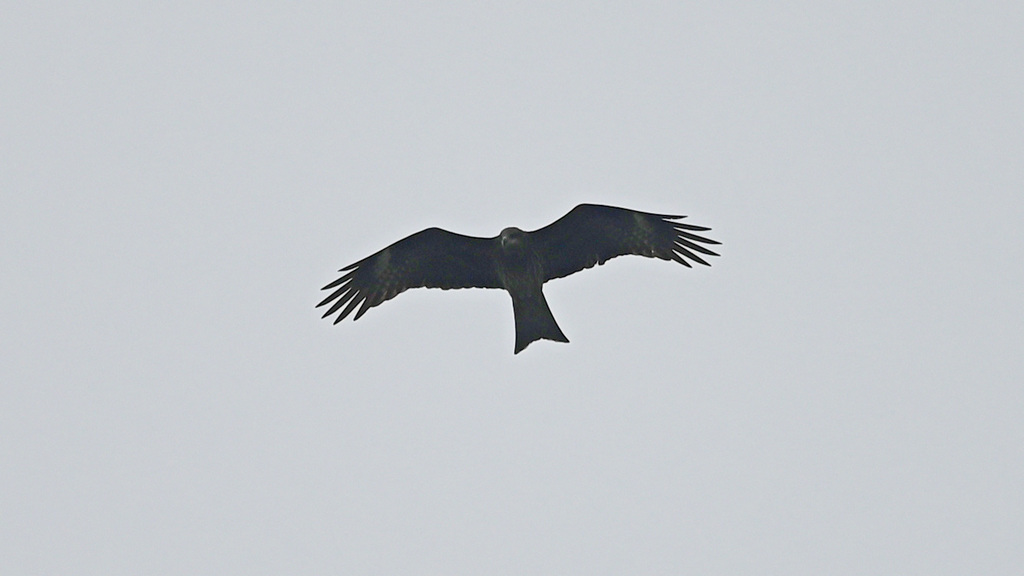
[317,203,720,354]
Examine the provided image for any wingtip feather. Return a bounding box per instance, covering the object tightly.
[675,238,720,257]
[321,276,352,291]
[677,245,711,266]
[673,222,712,232]
[670,252,694,268]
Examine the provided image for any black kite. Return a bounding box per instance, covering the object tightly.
[318,204,719,353]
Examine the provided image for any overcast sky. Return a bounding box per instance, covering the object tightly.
[3,2,1023,574]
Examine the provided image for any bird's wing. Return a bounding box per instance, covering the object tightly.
[317,227,502,323]
[529,204,721,281]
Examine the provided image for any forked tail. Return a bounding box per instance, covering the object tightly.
[511,291,569,354]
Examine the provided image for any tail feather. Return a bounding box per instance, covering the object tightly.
[511,291,569,354]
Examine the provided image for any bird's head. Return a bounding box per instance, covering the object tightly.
[499,227,526,249]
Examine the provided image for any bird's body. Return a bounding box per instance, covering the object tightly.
[318,204,719,353]
[494,227,569,352]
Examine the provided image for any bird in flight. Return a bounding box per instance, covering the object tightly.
[318,203,720,354]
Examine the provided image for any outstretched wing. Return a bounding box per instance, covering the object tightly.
[528,204,720,281]
[318,228,502,323]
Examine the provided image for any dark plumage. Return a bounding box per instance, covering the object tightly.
[318,203,720,353]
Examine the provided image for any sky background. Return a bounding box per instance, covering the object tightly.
[3,2,1023,574]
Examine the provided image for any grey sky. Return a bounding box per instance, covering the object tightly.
[3,2,1022,574]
